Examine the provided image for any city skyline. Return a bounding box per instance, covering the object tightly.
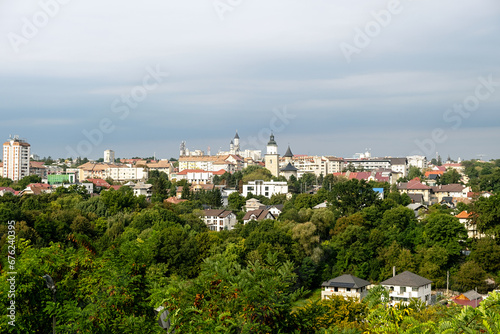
[1,0,499,160]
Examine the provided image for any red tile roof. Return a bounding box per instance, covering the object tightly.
[425,170,444,177]
[87,178,111,189]
[456,211,472,219]
[165,197,188,204]
[406,178,432,190]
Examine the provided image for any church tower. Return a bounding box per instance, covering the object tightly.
[264,134,279,177]
[283,145,293,164]
[233,131,240,154]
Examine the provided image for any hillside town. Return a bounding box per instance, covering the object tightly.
[1,132,500,332]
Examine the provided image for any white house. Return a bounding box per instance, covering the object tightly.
[202,209,237,232]
[242,180,288,198]
[132,181,153,198]
[321,274,371,301]
[380,271,432,305]
[456,211,485,239]
[263,204,284,217]
[245,198,263,212]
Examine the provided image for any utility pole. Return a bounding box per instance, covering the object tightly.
[446,271,449,296]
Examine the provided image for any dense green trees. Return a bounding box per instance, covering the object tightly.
[1,172,499,333]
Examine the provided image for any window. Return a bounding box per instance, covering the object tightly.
[412,287,419,292]
[334,287,338,292]
[401,287,406,293]
[346,288,351,292]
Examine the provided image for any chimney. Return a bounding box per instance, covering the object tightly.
[393,266,396,277]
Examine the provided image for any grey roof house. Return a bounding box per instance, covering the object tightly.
[321,274,371,300]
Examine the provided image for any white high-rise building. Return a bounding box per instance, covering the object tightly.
[3,136,31,181]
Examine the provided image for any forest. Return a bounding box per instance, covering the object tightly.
[1,163,500,333]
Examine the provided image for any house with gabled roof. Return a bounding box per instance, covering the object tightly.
[321,274,371,300]
[132,181,153,198]
[0,187,15,196]
[456,211,484,239]
[452,290,483,308]
[202,209,237,232]
[397,178,432,204]
[431,184,468,203]
[380,271,432,305]
[242,209,275,224]
[261,204,284,217]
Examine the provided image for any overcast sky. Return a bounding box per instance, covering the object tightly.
[1,0,499,161]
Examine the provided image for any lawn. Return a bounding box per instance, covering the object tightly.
[292,288,322,311]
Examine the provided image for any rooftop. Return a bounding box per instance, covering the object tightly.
[322,274,371,289]
[381,271,432,287]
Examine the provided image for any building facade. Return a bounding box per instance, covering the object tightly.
[380,271,432,306]
[3,136,30,181]
[321,274,371,301]
[242,180,288,198]
[104,150,115,163]
[264,134,280,177]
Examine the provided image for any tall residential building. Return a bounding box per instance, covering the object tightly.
[3,136,31,181]
[104,149,115,163]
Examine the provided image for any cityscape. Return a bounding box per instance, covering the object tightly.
[1,0,500,333]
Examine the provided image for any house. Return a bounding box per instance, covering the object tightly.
[29,161,48,179]
[431,184,467,203]
[380,271,432,305]
[87,178,111,190]
[132,181,153,198]
[242,209,275,224]
[0,187,15,196]
[165,197,188,205]
[261,204,284,217]
[456,211,484,239]
[407,155,427,169]
[20,183,53,195]
[389,157,408,178]
[145,160,174,178]
[313,201,328,209]
[321,274,371,301]
[452,290,483,308]
[397,178,432,204]
[202,209,237,231]
[440,197,455,208]
[408,193,424,204]
[245,198,263,212]
[406,203,427,218]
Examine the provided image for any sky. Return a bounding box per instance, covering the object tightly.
[1,0,499,161]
